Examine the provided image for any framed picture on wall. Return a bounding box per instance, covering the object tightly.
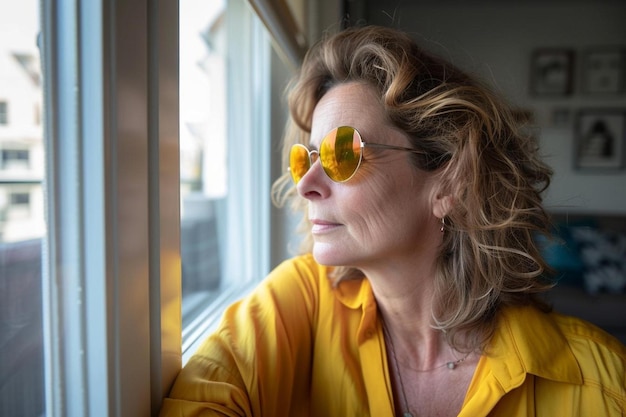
[575,109,625,170]
[530,49,574,96]
[582,48,626,94]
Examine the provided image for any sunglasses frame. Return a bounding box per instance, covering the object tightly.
[289,126,426,184]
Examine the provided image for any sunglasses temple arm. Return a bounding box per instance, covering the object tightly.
[362,142,424,154]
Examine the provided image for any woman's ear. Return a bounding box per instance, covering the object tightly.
[432,191,454,219]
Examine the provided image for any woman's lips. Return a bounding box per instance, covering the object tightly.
[310,219,342,234]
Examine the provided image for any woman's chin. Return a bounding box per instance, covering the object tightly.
[312,244,351,266]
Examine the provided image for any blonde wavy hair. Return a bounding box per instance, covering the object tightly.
[271,25,554,351]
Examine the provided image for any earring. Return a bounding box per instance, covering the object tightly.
[440,217,445,233]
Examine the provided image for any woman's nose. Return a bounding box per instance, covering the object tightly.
[296,157,330,200]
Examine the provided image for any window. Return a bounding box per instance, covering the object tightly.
[0,2,45,417]
[1,0,305,413]
[1,148,30,169]
[0,101,7,124]
[9,191,30,205]
[35,0,279,414]
[178,0,272,361]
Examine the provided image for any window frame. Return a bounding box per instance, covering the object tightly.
[41,0,180,415]
[40,0,285,415]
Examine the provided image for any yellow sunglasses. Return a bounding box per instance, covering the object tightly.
[289,126,426,184]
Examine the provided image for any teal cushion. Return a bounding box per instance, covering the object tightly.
[536,229,584,286]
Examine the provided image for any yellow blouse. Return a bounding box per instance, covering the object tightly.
[160,254,626,416]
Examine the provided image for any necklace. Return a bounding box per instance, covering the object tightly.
[381,319,471,417]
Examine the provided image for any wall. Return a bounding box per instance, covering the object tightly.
[360,0,626,214]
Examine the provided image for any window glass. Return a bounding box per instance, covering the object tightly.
[179,0,271,358]
[0,101,8,124]
[179,0,228,344]
[0,1,46,416]
[179,0,227,318]
[2,149,31,170]
[1,0,272,411]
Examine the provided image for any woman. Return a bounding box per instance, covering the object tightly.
[161,26,626,416]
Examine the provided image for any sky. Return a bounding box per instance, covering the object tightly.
[0,0,39,53]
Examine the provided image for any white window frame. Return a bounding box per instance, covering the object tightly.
[41,0,180,415]
[40,0,278,415]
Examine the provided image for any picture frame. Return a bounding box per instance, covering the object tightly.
[582,48,626,94]
[575,109,625,170]
[530,49,574,96]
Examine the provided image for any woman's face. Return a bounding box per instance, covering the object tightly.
[297,82,444,270]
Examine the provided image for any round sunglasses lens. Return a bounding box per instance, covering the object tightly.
[321,126,362,182]
[289,144,310,184]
